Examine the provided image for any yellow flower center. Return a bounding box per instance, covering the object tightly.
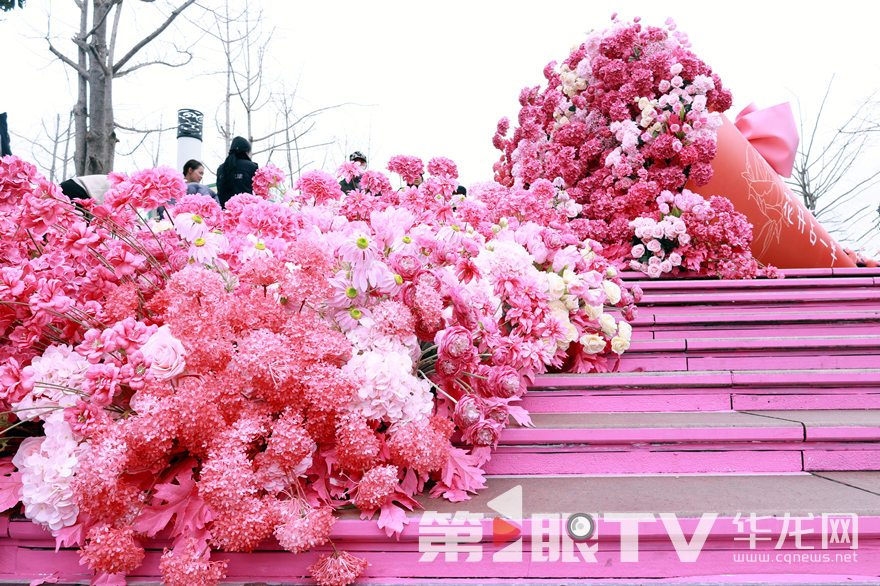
[394,274,403,285]
[194,238,206,247]
[255,242,266,250]
[402,236,412,244]
[452,225,461,232]
[356,237,369,250]
[346,287,358,299]
[349,308,362,319]
[192,214,203,224]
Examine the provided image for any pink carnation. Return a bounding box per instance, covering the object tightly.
[427,156,458,179]
[252,164,286,199]
[387,155,424,185]
[294,170,345,204]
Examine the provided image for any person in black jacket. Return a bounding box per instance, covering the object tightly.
[216,136,258,207]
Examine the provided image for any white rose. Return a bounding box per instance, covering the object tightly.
[611,336,631,355]
[602,281,622,305]
[565,323,579,343]
[548,300,570,321]
[579,334,606,354]
[606,267,618,278]
[584,304,603,320]
[599,314,617,337]
[547,273,566,300]
[618,321,632,341]
[562,294,579,311]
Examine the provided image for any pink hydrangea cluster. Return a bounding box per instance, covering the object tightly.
[629,189,780,279]
[0,152,643,586]
[490,17,770,277]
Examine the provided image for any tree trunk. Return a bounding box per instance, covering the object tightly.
[84,0,116,176]
[73,0,89,176]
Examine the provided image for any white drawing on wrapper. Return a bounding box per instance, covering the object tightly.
[740,145,788,258]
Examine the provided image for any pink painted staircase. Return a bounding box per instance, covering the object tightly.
[2,269,880,584]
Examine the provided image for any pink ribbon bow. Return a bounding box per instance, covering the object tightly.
[734,102,800,178]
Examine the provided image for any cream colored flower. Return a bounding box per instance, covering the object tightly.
[602,281,622,305]
[599,314,617,337]
[584,304,603,320]
[579,334,606,354]
[547,273,566,300]
[611,336,631,355]
[618,321,633,341]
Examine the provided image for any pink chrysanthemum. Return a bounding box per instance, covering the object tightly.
[308,551,370,586]
[79,525,145,574]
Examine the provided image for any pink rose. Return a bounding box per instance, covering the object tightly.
[437,326,475,364]
[140,325,187,380]
[646,264,663,279]
[647,239,662,253]
[487,366,524,399]
[463,419,502,447]
[453,395,483,429]
[631,244,646,258]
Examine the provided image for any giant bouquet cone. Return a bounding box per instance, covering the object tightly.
[688,115,854,269]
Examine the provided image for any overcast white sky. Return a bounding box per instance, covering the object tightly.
[2,0,879,249]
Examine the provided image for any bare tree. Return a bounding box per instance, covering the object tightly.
[786,79,880,241]
[10,112,74,182]
[192,0,274,153]
[45,0,198,176]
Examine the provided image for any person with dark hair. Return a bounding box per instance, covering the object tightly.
[182,159,218,201]
[216,136,258,206]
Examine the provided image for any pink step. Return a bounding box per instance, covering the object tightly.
[639,290,880,306]
[483,450,803,475]
[733,394,880,411]
[630,276,877,291]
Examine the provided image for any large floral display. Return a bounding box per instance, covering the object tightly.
[0,153,639,585]
[492,15,781,279]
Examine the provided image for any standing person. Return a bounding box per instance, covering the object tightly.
[183,159,218,201]
[216,136,258,207]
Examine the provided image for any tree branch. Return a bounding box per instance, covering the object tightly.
[112,0,196,75]
[47,39,87,76]
[115,49,193,77]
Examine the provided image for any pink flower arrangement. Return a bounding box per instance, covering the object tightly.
[251,164,286,199]
[491,16,775,278]
[0,145,641,585]
[386,155,424,185]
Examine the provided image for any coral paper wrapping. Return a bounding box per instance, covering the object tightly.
[687,114,854,269]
